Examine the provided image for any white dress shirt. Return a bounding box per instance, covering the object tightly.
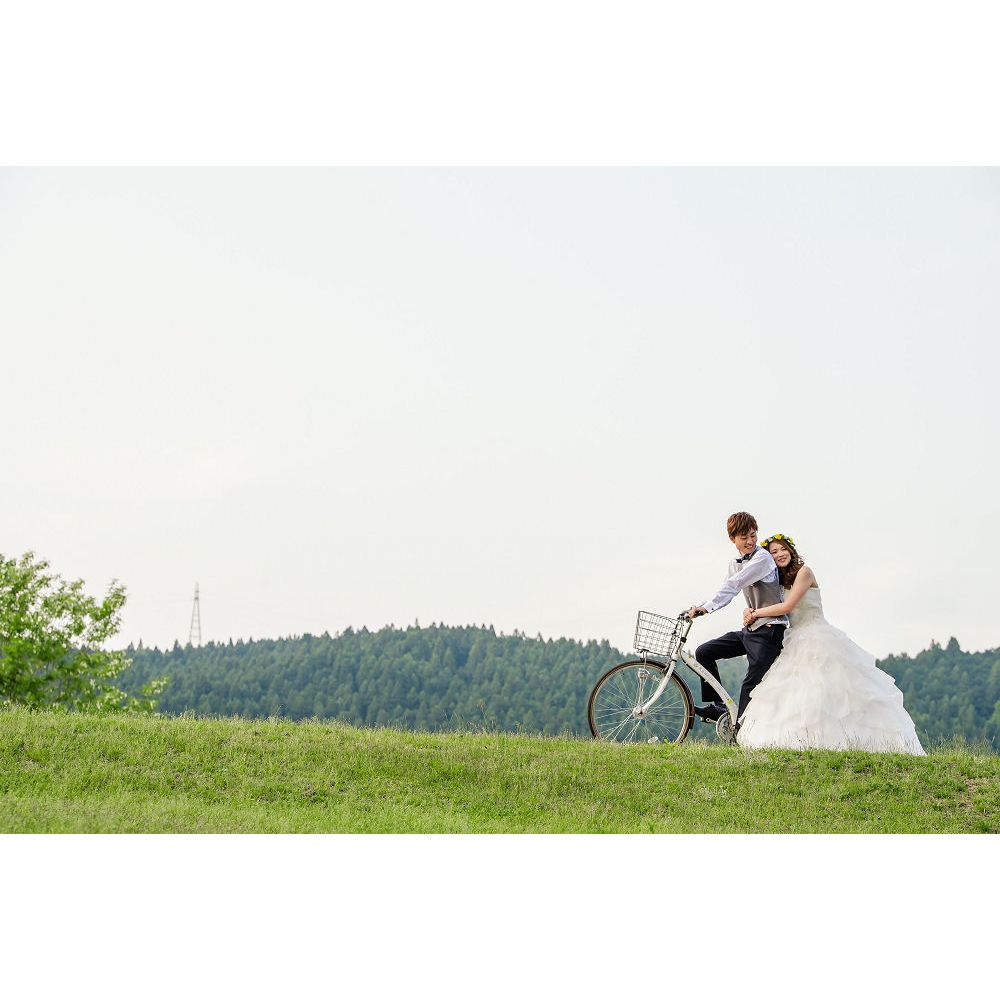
[702,548,780,613]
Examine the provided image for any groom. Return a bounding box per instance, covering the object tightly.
[684,511,788,726]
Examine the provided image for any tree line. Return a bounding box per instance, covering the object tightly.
[116,623,1000,748]
[879,638,1000,747]
[118,624,616,735]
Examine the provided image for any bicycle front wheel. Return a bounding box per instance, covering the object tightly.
[588,660,693,744]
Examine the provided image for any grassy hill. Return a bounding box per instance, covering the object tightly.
[2,707,998,833]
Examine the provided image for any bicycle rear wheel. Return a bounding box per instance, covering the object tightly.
[588,659,693,744]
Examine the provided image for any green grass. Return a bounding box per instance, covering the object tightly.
[2,707,998,832]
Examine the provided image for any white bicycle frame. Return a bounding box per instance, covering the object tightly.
[635,619,739,726]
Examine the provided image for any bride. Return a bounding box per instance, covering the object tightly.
[736,533,925,755]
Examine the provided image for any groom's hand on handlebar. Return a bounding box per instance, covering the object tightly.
[682,606,707,619]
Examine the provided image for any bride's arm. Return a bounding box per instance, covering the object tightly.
[749,565,816,621]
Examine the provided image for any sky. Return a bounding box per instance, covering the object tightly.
[1,168,998,657]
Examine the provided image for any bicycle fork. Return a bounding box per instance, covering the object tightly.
[632,656,678,717]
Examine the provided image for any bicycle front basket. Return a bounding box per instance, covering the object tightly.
[633,610,684,659]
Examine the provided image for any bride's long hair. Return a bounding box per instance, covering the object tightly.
[769,537,805,588]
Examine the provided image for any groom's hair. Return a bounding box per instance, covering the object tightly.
[727,511,758,538]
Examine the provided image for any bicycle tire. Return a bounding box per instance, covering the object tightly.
[588,659,693,745]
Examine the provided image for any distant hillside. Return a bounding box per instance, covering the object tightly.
[879,637,1000,747]
[119,624,627,736]
[117,624,1000,749]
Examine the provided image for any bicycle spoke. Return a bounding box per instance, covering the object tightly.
[607,714,632,740]
[606,714,636,740]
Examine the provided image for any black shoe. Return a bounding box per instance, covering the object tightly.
[693,702,725,722]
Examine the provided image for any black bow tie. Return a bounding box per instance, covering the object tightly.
[736,550,757,563]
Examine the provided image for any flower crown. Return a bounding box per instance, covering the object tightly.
[761,532,795,549]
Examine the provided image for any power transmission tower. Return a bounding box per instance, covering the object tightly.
[189,583,202,646]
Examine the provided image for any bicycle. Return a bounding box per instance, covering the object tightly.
[587,610,739,745]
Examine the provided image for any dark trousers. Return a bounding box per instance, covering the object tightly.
[696,626,786,720]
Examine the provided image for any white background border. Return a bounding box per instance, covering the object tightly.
[3,1,998,993]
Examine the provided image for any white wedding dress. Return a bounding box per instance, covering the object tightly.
[737,588,925,755]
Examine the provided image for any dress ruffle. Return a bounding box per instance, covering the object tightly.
[737,591,925,755]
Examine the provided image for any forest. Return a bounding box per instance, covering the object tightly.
[116,624,1000,749]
